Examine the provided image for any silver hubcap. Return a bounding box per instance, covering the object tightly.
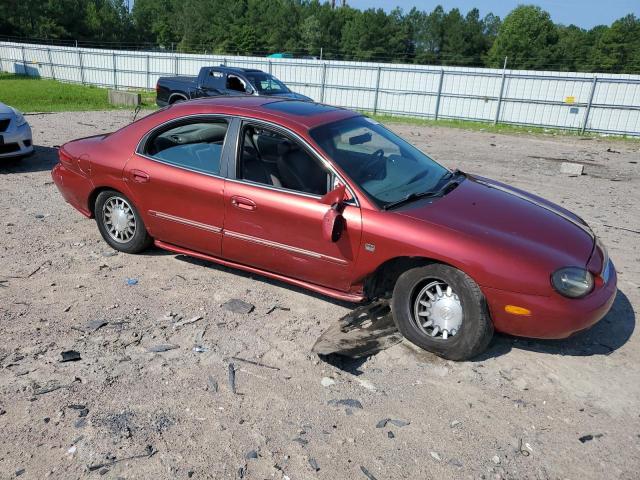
[413,280,463,340]
[103,196,136,243]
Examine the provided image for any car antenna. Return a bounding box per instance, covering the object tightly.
[132,105,141,123]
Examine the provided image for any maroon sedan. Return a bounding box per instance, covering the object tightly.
[52,97,616,360]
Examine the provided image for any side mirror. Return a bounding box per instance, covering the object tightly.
[322,206,345,242]
[319,184,347,206]
[320,184,347,242]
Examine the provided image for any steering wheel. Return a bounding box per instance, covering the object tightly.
[356,149,386,180]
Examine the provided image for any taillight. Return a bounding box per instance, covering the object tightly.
[156,82,160,94]
[58,148,74,167]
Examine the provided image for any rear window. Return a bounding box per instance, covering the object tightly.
[263,101,338,116]
[145,120,228,175]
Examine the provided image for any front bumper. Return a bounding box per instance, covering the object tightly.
[0,122,34,158]
[484,261,617,339]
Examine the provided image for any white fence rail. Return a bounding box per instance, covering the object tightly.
[1,41,640,136]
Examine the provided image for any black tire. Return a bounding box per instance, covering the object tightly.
[391,264,493,361]
[95,190,152,254]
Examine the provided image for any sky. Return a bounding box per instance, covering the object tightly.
[347,0,639,29]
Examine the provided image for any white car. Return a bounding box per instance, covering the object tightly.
[0,102,34,159]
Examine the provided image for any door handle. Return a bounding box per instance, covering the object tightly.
[231,196,256,211]
[131,169,150,183]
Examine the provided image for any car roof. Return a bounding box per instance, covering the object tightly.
[171,96,360,130]
[212,66,265,75]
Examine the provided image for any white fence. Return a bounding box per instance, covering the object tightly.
[1,41,640,136]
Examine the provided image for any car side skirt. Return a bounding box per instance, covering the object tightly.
[154,240,366,303]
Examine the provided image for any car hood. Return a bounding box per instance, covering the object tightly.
[0,102,15,116]
[396,175,595,289]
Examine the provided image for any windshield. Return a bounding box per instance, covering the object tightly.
[245,73,291,95]
[310,116,449,208]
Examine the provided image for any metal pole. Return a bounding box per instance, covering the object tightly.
[146,54,150,90]
[320,63,327,103]
[373,66,382,115]
[494,56,508,125]
[174,55,179,75]
[20,46,26,76]
[320,47,323,61]
[434,69,445,120]
[112,52,117,89]
[581,76,598,135]
[78,50,85,84]
[268,60,272,75]
[47,48,55,80]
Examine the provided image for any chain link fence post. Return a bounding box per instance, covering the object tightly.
[581,76,598,135]
[494,57,508,125]
[112,52,117,89]
[47,48,55,80]
[78,49,85,84]
[174,54,179,75]
[373,66,382,115]
[20,45,27,76]
[434,69,445,120]
[146,54,150,90]
[320,62,327,103]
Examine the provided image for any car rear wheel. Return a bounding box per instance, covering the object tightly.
[95,190,152,254]
[391,264,493,361]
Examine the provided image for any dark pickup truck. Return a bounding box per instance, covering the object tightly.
[156,66,312,106]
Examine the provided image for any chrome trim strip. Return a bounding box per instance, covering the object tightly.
[134,113,361,206]
[149,210,222,234]
[136,153,227,180]
[135,114,230,180]
[225,230,348,265]
[472,177,595,238]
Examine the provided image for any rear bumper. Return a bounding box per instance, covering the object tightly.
[156,98,168,107]
[484,262,617,339]
[51,163,94,217]
[0,123,34,158]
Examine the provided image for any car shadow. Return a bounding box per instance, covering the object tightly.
[0,145,58,174]
[475,289,635,360]
[174,254,356,308]
[163,253,636,362]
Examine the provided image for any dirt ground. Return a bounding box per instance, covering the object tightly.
[1,111,639,480]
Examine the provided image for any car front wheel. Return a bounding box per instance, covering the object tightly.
[95,190,152,254]
[391,264,493,361]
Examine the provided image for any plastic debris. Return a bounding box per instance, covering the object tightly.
[147,344,179,353]
[60,350,81,362]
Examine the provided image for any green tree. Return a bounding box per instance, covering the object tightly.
[590,14,640,72]
[487,5,559,69]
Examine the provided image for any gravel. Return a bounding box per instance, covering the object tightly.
[0,110,638,479]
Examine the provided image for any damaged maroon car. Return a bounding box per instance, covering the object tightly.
[52,97,617,360]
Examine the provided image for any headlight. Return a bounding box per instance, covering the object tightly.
[551,267,594,298]
[11,108,27,127]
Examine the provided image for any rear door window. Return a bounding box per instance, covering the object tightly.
[145,120,229,175]
[202,69,225,90]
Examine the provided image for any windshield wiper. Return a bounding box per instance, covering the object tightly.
[382,170,466,211]
[382,190,441,210]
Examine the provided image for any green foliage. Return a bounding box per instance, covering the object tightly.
[487,5,559,69]
[0,1,637,73]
